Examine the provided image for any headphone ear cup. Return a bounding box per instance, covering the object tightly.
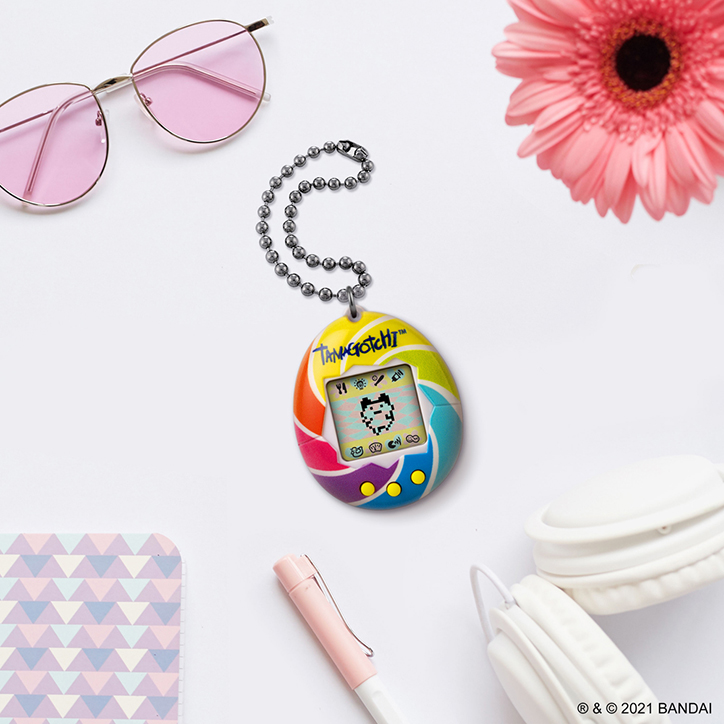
[484,575,625,723]
[563,546,724,614]
[527,456,724,614]
[486,603,583,724]
[487,630,571,724]
[513,576,668,723]
[473,566,581,723]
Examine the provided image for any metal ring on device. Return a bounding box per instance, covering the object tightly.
[347,286,359,321]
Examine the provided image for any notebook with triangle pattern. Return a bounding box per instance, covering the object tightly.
[0,533,183,724]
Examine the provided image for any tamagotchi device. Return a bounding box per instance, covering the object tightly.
[293,309,463,509]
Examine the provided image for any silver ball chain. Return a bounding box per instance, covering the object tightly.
[255,140,374,304]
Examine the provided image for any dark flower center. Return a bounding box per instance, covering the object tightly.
[615,34,671,91]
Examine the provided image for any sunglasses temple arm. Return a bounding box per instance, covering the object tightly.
[23,89,95,199]
[245,17,272,33]
[133,62,269,102]
[0,109,55,136]
[136,25,267,72]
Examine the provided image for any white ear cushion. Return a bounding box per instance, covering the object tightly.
[489,604,587,723]
[488,630,571,724]
[501,605,608,722]
[561,542,724,615]
[514,576,668,723]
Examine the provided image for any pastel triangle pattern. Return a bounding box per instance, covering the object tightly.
[0,535,181,724]
[0,536,19,555]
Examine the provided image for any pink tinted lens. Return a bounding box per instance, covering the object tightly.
[131,20,265,143]
[0,83,108,206]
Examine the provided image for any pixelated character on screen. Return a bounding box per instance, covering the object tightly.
[359,392,395,436]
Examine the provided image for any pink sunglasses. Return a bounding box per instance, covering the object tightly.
[0,18,271,207]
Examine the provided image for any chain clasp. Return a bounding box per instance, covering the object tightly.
[336,140,368,162]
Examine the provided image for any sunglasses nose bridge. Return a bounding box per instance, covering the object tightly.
[92,75,134,95]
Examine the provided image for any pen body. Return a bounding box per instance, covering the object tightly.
[289,575,377,689]
[355,674,410,724]
[274,554,411,724]
[274,554,376,689]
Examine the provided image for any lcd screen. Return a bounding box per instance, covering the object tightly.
[326,364,427,461]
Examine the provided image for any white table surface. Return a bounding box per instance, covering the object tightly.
[1,1,723,722]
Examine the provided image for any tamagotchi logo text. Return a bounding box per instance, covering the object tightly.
[313,327,404,365]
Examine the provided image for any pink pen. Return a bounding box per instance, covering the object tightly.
[274,553,410,724]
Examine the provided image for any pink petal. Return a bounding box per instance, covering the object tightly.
[494,41,569,78]
[612,173,637,223]
[508,78,551,104]
[570,168,601,204]
[707,59,724,81]
[703,0,724,24]
[533,94,584,130]
[639,190,665,221]
[645,140,668,220]
[666,178,690,217]
[689,120,724,175]
[705,83,724,104]
[505,24,573,52]
[569,135,616,203]
[594,187,610,218]
[695,100,724,141]
[494,40,565,61]
[509,5,569,33]
[496,59,545,79]
[559,124,610,182]
[506,110,538,126]
[536,146,556,170]
[679,123,717,187]
[539,125,584,176]
[603,140,634,207]
[542,68,574,82]
[495,58,570,80]
[509,0,569,25]
[665,127,697,187]
[530,0,595,25]
[507,80,577,118]
[690,183,715,205]
[518,112,582,157]
[631,134,659,187]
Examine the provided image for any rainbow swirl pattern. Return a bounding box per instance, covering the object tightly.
[294,311,462,509]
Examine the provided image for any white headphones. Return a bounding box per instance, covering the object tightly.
[471,455,724,724]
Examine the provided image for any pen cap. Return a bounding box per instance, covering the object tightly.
[273,554,377,690]
[274,553,316,592]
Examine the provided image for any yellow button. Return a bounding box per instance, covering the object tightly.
[387,482,402,497]
[411,470,426,485]
[360,482,376,497]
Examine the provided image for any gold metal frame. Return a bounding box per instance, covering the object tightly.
[129,18,269,145]
[0,18,270,208]
[0,82,110,208]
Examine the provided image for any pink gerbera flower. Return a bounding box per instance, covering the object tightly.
[494,0,724,221]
